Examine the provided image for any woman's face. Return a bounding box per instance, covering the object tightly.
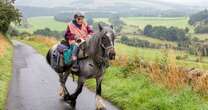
[76,17,84,25]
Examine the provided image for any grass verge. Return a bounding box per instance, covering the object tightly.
[0,34,13,110]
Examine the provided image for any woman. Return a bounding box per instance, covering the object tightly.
[64,11,94,71]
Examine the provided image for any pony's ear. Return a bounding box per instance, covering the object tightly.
[110,25,113,29]
[98,23,103,32]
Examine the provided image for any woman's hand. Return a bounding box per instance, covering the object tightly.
[68,40,76,45]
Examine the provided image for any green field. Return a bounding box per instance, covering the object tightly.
[18,16,191,32]
[18,16,67,33]
[122,17,191,29]
[94,17,193,30]
[116,43,208,69]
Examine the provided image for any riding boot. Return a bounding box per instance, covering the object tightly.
[71,45,80,72]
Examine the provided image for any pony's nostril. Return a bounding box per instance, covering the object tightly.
[109,52,116,60]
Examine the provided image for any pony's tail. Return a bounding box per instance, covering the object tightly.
[46,49,51,65]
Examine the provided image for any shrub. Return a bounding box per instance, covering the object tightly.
[143,25,188,42]
[120,36,174,49]
[33,28,64,39]
[195,24,208,33]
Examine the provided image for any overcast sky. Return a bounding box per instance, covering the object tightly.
[15,0,208,8]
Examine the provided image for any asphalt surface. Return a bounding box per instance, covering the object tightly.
[6,40,119,110]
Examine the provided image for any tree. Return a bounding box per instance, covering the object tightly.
[109,15,124,33]
[0,0,21,34]
[194,24,208,33]
[7,26,20,36]
[144,25,153,35]
[185,27,189,33]
[33,28,63,38]
[121,36,128,42]
[143,25,188,42]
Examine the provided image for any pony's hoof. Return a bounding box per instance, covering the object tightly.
[96,95,106,110]
[96,106,106,110]
[70,100,76,108]
[63,94,70,101]
[58,87,64,97]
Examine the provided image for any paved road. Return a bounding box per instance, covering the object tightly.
[6,41,119,110]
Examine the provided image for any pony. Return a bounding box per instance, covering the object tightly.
[46,24,116,110]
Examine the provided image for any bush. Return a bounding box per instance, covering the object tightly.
[195,24,208,33]
[19,32,32,37]
[143,25,188,42]
[120,36,173,49]
[6,26,20,36]
[33,28,64,39]
[93,21,109,31]
[109,16,125,33]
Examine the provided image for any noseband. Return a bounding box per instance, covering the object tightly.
[100,32,114,51]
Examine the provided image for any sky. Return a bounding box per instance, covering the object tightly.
[15,0,208,8]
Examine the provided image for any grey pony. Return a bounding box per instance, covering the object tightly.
[46,24,116,110]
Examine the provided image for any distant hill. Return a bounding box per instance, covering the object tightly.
[16,5,197,18]
[189,10,208,33]
[189,10,208,25]
[16,6,75,18]
[15,0,208,10]
[15,0,205,18]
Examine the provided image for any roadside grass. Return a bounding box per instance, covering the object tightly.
[86,67,208,110]
[0,34,13,110]
[16,36,58,56]
[17,36,208,110]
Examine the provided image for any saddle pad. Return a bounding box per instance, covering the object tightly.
[63,45,75,65]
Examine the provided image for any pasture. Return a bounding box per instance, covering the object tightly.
[18,16,67,33]
[122,17,190,29]
[18,16,191,32]
[116,43,208,69]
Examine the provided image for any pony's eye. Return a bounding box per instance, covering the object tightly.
[102,37,107,41]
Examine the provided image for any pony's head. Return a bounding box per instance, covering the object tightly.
[98,24,116,60]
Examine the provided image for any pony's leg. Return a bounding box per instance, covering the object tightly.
[59,71,70,97]
[96,77,106,110]
[68,77,85,107]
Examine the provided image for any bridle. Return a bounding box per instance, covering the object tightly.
[100,32,114,51]
[96,31,115,67]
